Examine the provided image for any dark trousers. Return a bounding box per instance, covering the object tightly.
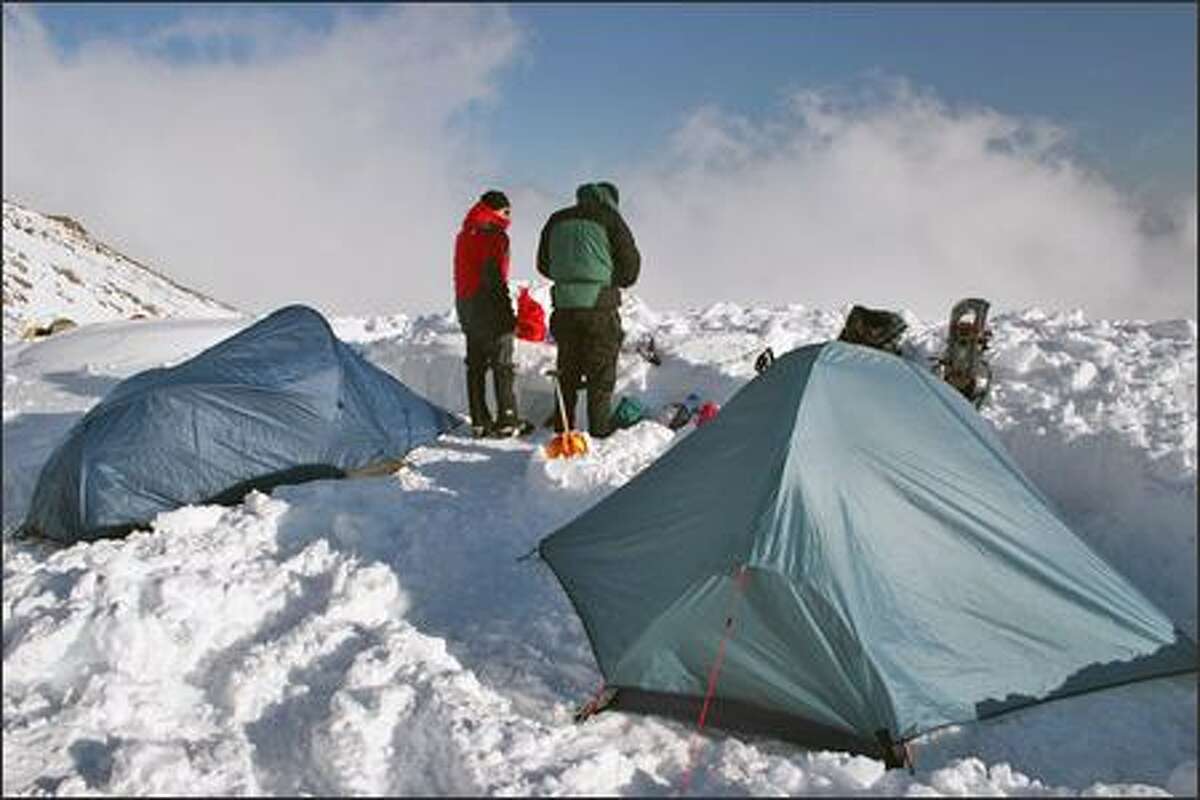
[465,333,516,428]
[550,308,622,437]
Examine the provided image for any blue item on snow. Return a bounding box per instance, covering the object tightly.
[539,341,1197,761]
[22,305,458,544]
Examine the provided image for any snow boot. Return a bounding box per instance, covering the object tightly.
[465,366,493,436]
[492,413,535,438]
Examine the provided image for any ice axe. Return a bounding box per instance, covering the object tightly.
[544,369,589,459]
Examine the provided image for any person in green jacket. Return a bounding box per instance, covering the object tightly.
[536,182,641,437]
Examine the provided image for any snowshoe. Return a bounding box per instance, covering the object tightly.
[934,298,993,409]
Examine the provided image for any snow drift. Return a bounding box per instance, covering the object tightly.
[2,297,1196,796]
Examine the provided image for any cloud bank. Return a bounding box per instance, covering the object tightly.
[3,5,522,316]
[617,77,1196,320]
[4,9,1194,321]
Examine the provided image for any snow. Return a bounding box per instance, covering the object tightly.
[2,200,240,342]
[3,298,1196,796]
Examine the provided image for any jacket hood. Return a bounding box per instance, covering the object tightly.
[462,201,510,231]
[576,182,619,209]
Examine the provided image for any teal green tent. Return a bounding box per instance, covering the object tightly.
[539,342,1195,762]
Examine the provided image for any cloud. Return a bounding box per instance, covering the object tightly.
[3,4,524,316]
[4,10,1193,322]
[615,75,1196,320]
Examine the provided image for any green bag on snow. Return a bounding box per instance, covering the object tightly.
[610,396,646,430]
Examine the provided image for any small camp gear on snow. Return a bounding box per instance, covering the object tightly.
[23,317,78,340]
[574,685,619,723]
[515,287,547,342]
[874,728,915,773]
[544,369,589,459]
[694,401,720,427]
[754,347,775,375]
[654,402,692,430]
[538,341,1197,764]
[934,297,993,409]
[21,305,458,544]
[837,305,908,354]
[610,396,647,430]
[633,333,662,366]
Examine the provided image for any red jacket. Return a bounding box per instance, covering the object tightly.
[454,202,514,335]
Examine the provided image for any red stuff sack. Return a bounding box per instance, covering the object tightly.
[515,287,547,342]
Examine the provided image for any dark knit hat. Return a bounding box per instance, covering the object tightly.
[480,190,510,211]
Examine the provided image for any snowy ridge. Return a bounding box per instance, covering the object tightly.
[2,298,1196,796]
[2,199,240,342]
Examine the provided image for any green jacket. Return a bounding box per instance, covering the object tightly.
[536,183,641,310]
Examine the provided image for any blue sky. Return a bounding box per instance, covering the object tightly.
[506,4,1195,198]
[32,3,1196,197]
[5,3,1196,318]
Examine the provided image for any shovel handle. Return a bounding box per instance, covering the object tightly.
[550,370,571,434]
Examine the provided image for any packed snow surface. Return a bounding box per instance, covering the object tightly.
[3,296,1196,796]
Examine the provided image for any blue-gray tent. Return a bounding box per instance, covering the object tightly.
[22,305,458,545]
[539,341,1196,763]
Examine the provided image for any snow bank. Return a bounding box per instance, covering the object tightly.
[3,300,1195,796]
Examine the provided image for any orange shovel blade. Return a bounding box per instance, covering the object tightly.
[544,431,589,459]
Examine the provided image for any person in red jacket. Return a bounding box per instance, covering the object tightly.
[454,190,529,437]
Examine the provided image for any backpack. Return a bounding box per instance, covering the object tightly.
[837,305,908,354]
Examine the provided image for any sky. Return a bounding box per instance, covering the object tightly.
[2,3,1196,320]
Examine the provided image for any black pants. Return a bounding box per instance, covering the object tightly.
[550,308,622,437]
[465,333,516,428]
